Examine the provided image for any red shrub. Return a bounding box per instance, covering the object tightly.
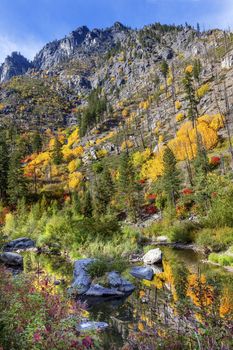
[210,156,221,166]
[145,204,157,215]
[182,188,193,195]
[139,179,146,184]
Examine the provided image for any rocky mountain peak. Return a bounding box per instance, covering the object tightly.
[0,52,31,83]
[111,21,128,31]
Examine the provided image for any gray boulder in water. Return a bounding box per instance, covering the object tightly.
[70,258,95,295]
[85,284,124,297]
[0,252,23,267]
[130,266,154,281]
[108,271,135,293]
[4,237,35,252]
[143,248,162,265]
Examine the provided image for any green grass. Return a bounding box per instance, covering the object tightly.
[143,220,197,243]
[209,252,233,267]
[196,227,233,252]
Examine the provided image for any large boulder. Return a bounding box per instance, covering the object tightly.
[4,237,35,252]
[143,248,162,265]
[0,252,23,267]
[85,284,124,297]
[70,259,95,295]
[77,321,108,332]
[130,266,154,281]
[108,271,135,293]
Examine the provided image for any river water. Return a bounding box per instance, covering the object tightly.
[23,247,233,349]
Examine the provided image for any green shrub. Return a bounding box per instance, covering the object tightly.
[196,227,233,251]
[218,255,233,266]
[208,253,219,263]
[209,252,233,266]
[162,221,197,243]
[205,188,233,228]
[143,221,165,239]
[87,257,127,278]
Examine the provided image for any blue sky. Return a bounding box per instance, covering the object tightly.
[0,0,232,63]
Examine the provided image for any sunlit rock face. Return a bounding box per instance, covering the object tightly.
[32,23,129,71]
[0,52,32,82]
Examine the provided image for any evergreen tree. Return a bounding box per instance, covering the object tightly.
[193,59,202,82]
[160,60,169,94]
[0,131,9,200]
[82,189,93,218]
[17,135,32,157]
[118,153,141,222]
[183,69,198,128]
[52,137,63,165]
[161,147,181,206]
[79,88,108,136]
[94,167,114,216]
[32,131,43,154]
[7,150,28,205]
[193,144,210,212]
[72,192,82,216]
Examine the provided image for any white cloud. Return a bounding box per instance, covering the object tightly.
[0,34,44,64]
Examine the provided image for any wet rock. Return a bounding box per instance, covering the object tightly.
[108,271,135,293]
[130,266,154,281]
[77,321,108,332]
[143,248,162,265]
[4,237,35,252]
[0,252,23,267]
[70,258,95,295]
[85,284,124,297]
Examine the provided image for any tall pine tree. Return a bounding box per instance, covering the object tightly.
[52,137,63,165]
[161,147,181,206]
[82,189,93,218]
[0,131,9,200]
[193,144,210,213]
[93,166,114,216]
[32,131,43,154]
[7,150,28,205]
[118,153,141,222]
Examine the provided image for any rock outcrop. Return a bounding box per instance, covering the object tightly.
[108,271,135,293]
[0,52,31,82]
[4,237,35,252]
[143,248,162,265]
[70,258,95,295]
[33,22,129,71]
[0,252,23,267]
[130,266,154,281]
[85,284,124,297]
[70,258,135,297]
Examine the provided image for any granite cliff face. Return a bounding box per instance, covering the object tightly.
[0,22,129,83]
[0,52,31,83]
[33,22,129,71]
[0,22,231,132]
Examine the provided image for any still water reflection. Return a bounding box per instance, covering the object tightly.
[23,248,233,349]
